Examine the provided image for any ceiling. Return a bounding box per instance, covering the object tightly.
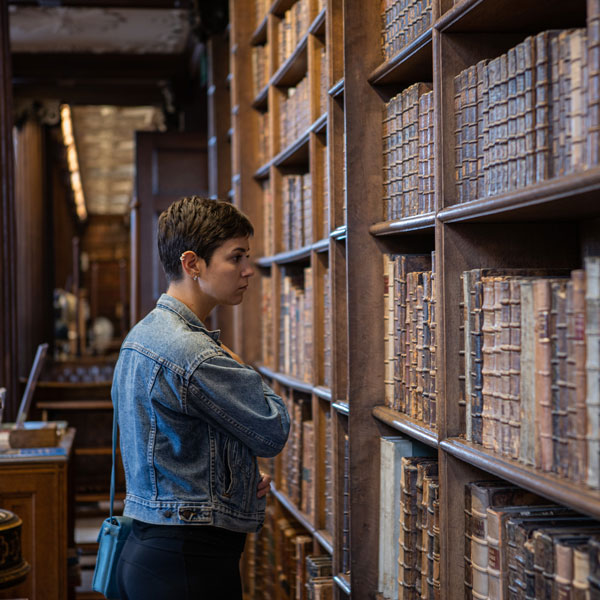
[8,1,223,216]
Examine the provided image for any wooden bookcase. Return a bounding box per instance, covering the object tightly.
[222,0,600,597]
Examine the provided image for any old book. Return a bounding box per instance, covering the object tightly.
[586,257,600,489]
[553,538,591,600]
[481,277,497,450]
[534,30,561,183]
[589,536,600,599]
[378,436,433,599]
[534,278,555,472]
[520,35,536,188]
[294,535,313,600]
[552,280,569,477]
[588,0,600,167]
[468,481,543,599]
[487,503,556,600]
[569,29,588,172]
[519,280,536,467]
[506,46,518,191]
[572,542,591,600]
[567,269,587,483]
[507,279,522,460]
[301,420,315,519]
[384,253,396,408]
[476,58,490,199]
[455,68,467,204]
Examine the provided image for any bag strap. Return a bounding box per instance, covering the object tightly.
[110,402,117,521]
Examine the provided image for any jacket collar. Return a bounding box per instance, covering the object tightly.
[156,294,221,342]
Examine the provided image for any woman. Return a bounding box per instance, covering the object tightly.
[113,196,290,599]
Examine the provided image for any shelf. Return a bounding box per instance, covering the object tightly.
[256,365,314,395]
[36,400,113,411]
[441,438,600,520]
[331,401,349,416]
[438,168,600,224]
[369,213,436,236]
[254,160,271,180]
[311,112,327,134]
[313,385,332,401]
[271,0,297,16]
[251,14,268,45]
[334,573,351,595]
[328,78,344,98]
[273,129,310,168]
[330,225,347,241]
[308,7,326,37]
[436,0,586,33]
[252,83,269,110]
[372,406,438,448]
[368,29,433,86]
[312,237,329,253]
[272,35,308,88]
[314,529,333,555]
[255,243,311,267]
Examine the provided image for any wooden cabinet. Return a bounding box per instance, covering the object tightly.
[0,429,74,600]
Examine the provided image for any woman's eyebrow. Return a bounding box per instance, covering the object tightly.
[230,246,249,253]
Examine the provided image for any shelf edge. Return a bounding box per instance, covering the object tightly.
[372,406,438,447]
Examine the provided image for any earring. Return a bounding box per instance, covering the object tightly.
[193,275,199,281]
[180,253,186,261]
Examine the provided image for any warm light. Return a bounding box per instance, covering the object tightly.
[60,104,87,221]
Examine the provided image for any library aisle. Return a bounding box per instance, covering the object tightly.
[217,0,600,598]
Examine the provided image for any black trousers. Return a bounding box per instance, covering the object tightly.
[116,520,246,600]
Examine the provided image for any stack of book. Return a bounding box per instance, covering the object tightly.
[323,409,334,537]
[281,173,312,251]
[305,555,333,599]
[321,143,329,239]
[383,252,437,429]
[278,0,310,67]
[322,268,332,388]
[252,42,270,97]
[382,83,434,220]
[464,479,600,600]
[261,274,274,368]
[279,390,312,510]
[378,437,437,600]
[280,77,310,149]
[380,0,432,61]
[258,111,270,166]
[454,28,591,204]
[255,0,269,27]
[460,258,600,487]
[319,47,328,117]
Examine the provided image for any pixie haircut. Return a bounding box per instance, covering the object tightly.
[158,196,254,283]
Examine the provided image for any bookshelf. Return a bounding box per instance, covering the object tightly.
[221,0,600,598]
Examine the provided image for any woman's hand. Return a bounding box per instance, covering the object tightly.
[256,473,272,498]
[220,343,244,365]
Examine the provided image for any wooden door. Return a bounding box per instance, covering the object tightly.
[131,131,208,324]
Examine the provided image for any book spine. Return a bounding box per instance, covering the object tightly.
[570,29,587,172]
[464,65,479,202]
[553,281,569,477]
[472,275,485,445]
[519,280,536,466]
[586,257,600,488]
[588,0,600,166]
[476,59,489,199]
[534,31,553,183]
[496,278,512,457]
[455,69,466,204]
[507,46,519,191]
[567,270,587,483]
[533,278,553,471]
[508,279,522,460]
[481,277,497,451]
[461,272,470,441]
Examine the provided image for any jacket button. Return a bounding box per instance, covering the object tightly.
[163,510,172,518]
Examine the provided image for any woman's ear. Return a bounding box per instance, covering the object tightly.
[180,251,201,280]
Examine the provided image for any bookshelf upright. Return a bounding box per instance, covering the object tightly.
[219,0,600,598]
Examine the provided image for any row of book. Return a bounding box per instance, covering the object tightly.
[245,504,333,599]
[383,252,437,430]
[464,479,600,600]
[454,28,590,204]
[278,0,311,67]
[380,0,432,62]
[378,437,439,600]
[255,0,269,28]
[261,273,274,369]
[382,83,435,221]
[279,389,315,518]
[279,267,314,383]
[280,77,311,150]
[253,42,270,98]
[258,110,270,166]
[321,142,330,241]
[262,179,274,257]
[323,268,332,389]
[282,173,313,251]
[319,46,328,117]
[460,259,600,488]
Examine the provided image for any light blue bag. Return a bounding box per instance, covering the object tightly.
[92,402,132,599]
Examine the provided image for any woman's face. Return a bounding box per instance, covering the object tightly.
[197,236,254,305]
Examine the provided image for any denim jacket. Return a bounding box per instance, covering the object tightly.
[112,294,290,533]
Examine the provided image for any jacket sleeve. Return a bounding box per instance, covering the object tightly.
[186,352,290,457]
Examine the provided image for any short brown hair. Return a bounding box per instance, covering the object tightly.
[157,196,254,283]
